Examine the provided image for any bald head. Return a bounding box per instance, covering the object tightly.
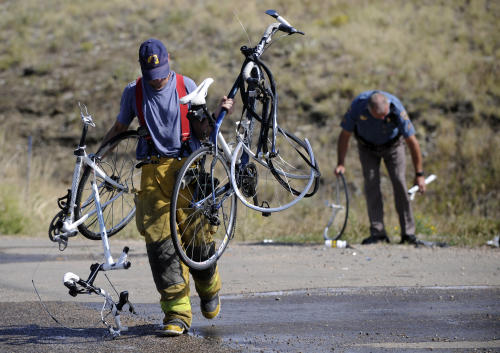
[368,92,389,119]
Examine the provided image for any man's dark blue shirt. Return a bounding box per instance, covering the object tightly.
[341,90,415,146]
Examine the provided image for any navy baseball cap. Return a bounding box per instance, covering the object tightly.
[138,38,170,81]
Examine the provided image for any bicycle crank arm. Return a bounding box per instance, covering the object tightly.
[116,290,137,314]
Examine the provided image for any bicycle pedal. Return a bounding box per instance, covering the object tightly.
[128,303,137,314]
[64,281,79,297]
[58,235,69,251]
[116,291,129,311]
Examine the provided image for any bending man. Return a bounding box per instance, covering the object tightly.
[335,90,425,245]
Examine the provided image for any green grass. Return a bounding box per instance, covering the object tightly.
[0,188,28,235]
[0,0,499,245]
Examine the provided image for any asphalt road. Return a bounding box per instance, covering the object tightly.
[1,235,499,352]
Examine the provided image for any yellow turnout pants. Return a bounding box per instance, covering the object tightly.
[135,156,221,327]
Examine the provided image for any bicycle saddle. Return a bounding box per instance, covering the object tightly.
[180,78,214,106]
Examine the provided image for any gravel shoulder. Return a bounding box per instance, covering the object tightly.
[1,235,499,301]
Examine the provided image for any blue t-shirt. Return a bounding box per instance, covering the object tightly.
[117,72,199,159]
[340,90,415,146]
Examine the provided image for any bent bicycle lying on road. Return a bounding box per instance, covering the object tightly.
[46,103,139,336]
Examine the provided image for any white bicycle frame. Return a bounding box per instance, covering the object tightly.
[50,103,133,337]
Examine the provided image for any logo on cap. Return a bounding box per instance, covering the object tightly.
[148,54,160,65]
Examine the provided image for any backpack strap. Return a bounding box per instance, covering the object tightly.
[135,77,150,140]
[176,74,190,142]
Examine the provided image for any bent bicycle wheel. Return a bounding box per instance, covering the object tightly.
[231,127,319,214]
[76,130,141,240]
[323,173,349,240]
[170,146,237,271]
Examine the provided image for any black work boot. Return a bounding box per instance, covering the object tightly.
[361,230,390,245]
[400,234,419,245]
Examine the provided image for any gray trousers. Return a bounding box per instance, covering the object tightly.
[357,138,415,237]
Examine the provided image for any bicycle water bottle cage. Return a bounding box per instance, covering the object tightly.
[180,78,214,106]
[57,190,72,211]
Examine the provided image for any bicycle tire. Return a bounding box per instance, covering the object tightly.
[75,130,141,240]
[170,146,237,271]
[323,173,349,241]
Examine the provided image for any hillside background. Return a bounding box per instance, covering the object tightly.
[0,0,499,245]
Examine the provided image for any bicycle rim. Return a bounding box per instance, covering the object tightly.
[76,130,141,240]
[323,173,349,240]
[170,146,237,271]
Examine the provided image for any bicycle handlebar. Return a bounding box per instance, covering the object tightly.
[253,10,304,58]
[78,102,95,127]
[265,10,304,35]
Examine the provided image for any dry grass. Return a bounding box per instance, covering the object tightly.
[0,0,499,245]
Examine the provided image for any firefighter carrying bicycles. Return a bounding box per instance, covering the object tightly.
[100,38,234,336]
